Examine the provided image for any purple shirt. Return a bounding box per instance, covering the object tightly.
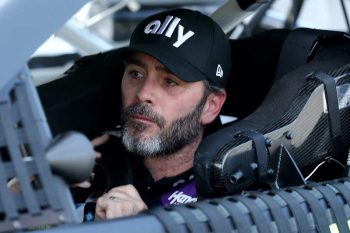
[160,179,198,205]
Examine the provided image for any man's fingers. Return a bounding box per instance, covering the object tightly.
[96,196,121,219]
[94,151,102,159]
[72,180,91,189]
[95,185,148,219]
[95,196,110,219]
[105,209,113,219]
[91,134,110,147]
[108,185,143,200]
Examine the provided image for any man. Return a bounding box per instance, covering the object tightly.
[91,8,232,220]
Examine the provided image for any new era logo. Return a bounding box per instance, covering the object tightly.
[216,64,223,78]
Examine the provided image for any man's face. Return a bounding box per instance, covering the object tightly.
[120,53,208,157]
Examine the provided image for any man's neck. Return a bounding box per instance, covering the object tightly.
[143,136,202,182]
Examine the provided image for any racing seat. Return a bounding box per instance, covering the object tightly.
[195,28,350,196]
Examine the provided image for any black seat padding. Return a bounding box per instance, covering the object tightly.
[37,52,124,138]
[223,29,290,119]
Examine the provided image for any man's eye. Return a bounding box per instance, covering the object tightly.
[165,78,178,87]
[129,70,142,78]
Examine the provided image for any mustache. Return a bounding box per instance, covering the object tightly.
[121,104,166,128]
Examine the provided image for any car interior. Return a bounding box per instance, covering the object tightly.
[32,20,349,215]
[2,20,350,232]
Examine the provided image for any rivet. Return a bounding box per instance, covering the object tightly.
[285,131,293,140]
[230,170,243,184]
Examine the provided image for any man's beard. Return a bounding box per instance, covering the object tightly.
[121,94,208,157]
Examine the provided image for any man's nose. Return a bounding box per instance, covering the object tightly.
[136,77,157,104]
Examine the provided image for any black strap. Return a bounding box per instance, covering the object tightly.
[314,185,349,233]
[255,192,293,233]
[219,198,251,233]
[311,72,342,153]
[294,187,331,233]
[277,190,312,233]
[195,201,233,233]
[173,205,209,233]
[83,202,96,222]
[238,131,269,183]
[150,207,182,233]
[233,195,271,232]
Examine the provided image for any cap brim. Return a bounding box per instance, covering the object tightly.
[105,43,207,83]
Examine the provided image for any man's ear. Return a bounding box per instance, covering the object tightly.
[201,90,226,125]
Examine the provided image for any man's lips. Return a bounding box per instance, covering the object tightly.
[130,115,155,124]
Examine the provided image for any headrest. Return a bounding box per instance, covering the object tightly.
[222,29,289,119]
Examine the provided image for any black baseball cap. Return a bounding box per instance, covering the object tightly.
[108,8,232,88]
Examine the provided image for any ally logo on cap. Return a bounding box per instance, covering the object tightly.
[144,15,195,48]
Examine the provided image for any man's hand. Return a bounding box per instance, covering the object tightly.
[73,134,110,188]
[95,184,148,219]
[91,134,110,159]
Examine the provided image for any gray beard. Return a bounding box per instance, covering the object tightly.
[121,95,207,157]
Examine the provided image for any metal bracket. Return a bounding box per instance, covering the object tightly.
[268,144,306,190]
